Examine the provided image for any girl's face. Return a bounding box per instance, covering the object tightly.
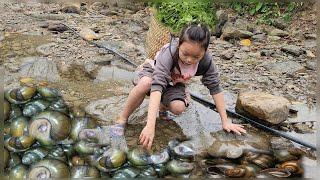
[178,41,206,65]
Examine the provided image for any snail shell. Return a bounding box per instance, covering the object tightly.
[37,86,61,98]
[154,163,169,178]
[74,141,102,155]
[6,117,35,152]
[8,152,22,169]
[70,116,96,142]
[112,167,140,178]
[29,110,71,146]
[4,121,11,135]
[4,148,9,168]
[62,144,75,158]
[225,167,247,178]
[23,99,50,117]
[9,104,23,120]
[22,147,49,165]
[5,86,37,104]
[47,98,69,114]
[4,99,10,121]
[71,156,86,166]
[251,154,275,169]
[28,159,70,178]
[149,148,170,165]
[278,160,303,175]
[127,148,150,166]
[206,164,238,177]
[70,166,101,178]
[138,166,157,178]
[47,146,67,162]
[166,159,194,175]
[173,142,195,160]
[9,164,28,179]
[236,164,261,178]
[98,148,127,169]
[257,168,291,178]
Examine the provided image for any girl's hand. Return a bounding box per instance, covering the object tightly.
[222,121,246,135]
[139,125,155,150]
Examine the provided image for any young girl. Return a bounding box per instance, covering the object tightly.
[112,23,246,150]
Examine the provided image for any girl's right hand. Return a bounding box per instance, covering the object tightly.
[139,125,155,150]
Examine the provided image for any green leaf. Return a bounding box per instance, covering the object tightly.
[249,8,256,15]
[255,2,263,12]
[234,3,242,12]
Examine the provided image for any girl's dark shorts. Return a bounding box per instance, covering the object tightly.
[134,62,188,107]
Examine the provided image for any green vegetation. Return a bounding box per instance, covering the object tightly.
[226,1,304,25]
[149,0,305,33]
[152,1,216,33]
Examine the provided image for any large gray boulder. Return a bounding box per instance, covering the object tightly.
[85,95,149,126]
[264,61,305,75]
[221,22,253,40]
[235,91,290,124]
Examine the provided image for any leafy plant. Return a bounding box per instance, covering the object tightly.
[226,1,303,25]
[152,1,216,33]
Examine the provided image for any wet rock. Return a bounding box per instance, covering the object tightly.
[293,123,314,133]
[270,137,294,150]
[216,10,228,20]
[29,13,65,20]
[61,3,81,14]
[268,28,289,37]
[19,57,61,82]
[99,40,124,51]
[94,66,135,82]
[306,50,316,58]
[0,31,4,41]
[106,0,144,12]
[235,91,290,124]
[220,49,234,60]
[79,27,100,41]
[208,126,271,158]
[47,22,68,33]
[301,156,318,178]
[234,19,252,31]
[272,19,288,30]
[90,1,106,11]
[281,45,304,56]
[267,35,281,41]
[212,39,234,48]
[85,95,149,126]
[304,40,317,49]
[233,52,247,59]
[213,11,228,38]
[221,22,253,40]
[264,61,305,75]
[305,61,316,70]
[252,34,265,41]
[128,23,143,34]
[100,10,119,16]
[36,42,56,56]
[260,49,275,56]
[304,33,316,40]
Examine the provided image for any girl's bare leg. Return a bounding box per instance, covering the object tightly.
[116,76,152,124]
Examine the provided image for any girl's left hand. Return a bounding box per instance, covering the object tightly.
[222,121,247,135]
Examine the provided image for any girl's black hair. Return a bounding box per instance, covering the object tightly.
[169,23,211,73]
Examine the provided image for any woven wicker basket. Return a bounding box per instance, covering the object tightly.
[145,8,172,59]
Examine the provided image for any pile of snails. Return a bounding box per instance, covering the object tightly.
[3,81,196,178]
[3,80,305,178]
